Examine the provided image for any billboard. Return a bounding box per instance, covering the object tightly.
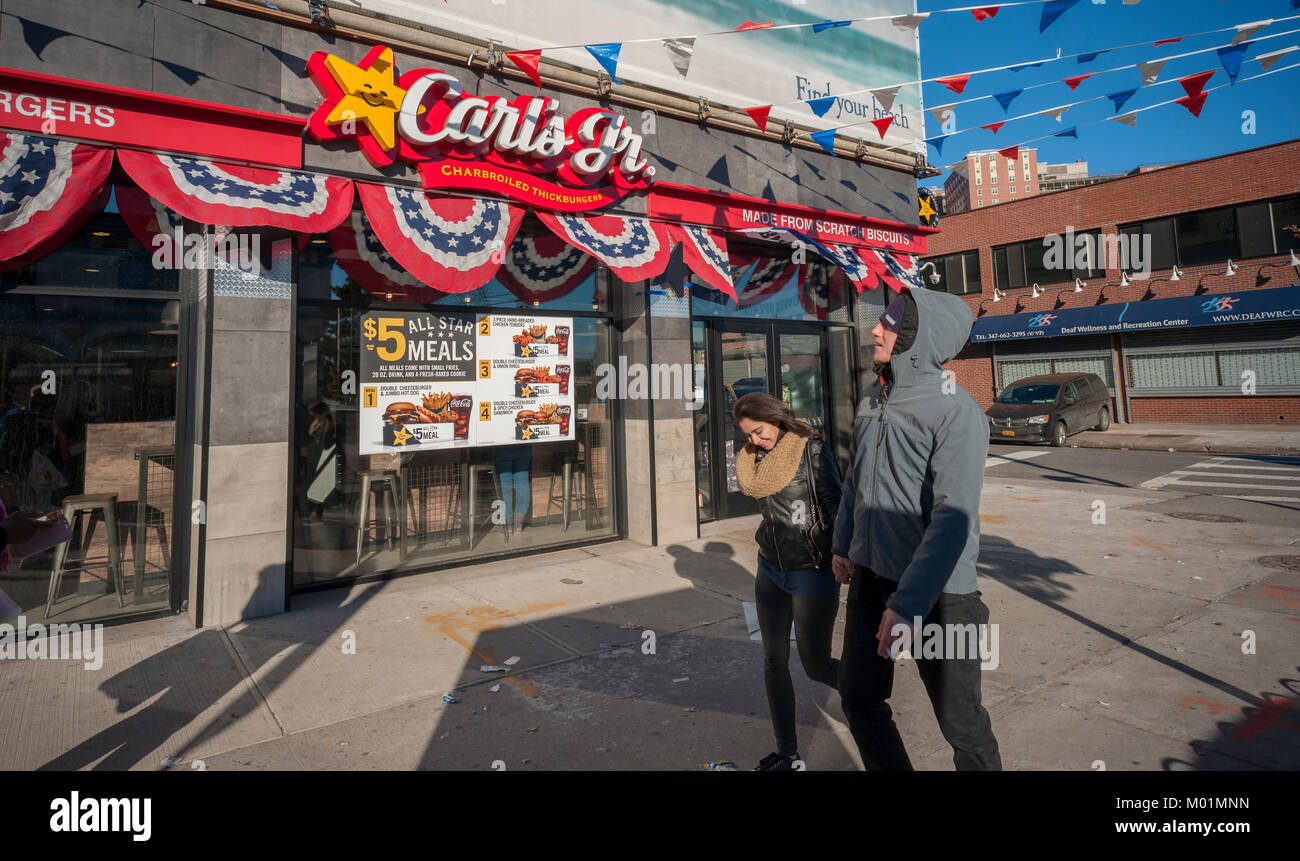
[343,0,923,150]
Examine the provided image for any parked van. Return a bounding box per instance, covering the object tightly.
[987,373,1112,446]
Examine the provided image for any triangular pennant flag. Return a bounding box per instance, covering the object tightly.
[1077,51,1103,63]
[806,96,837,118]
[1041,106,1068,122]
[505,50,542,88]
[744,105,773,130]
[1063,73,1094,90]
[1053,126,1078,138]
[662,37,695,79]
[1040,0,1082,32]
[936,74,970,94]
[1233,20,1272,45]
[998,145,1019,159]
[928,104,955,124]
[1176,92,1207,118]
[972,6,1000,21]
[871,116,895,138]
[1009,62,1044,72]
[813,19,851,33]
[1153,37,1183,47]
[1217,44,1251,83]
[1257,46,1296,71]
[926,135,948,156]
[1139,58,1168,85]
[993,89,1023,112]
[1111,111,1138,126]
[981,122,1005,133]
[890,13,929,32]
[1107,88,1137,113]
[1179,70,1214,98]
[585,43,622,83]
[871,86,900,113]
[736,20,773,31]
[810,128,837,154]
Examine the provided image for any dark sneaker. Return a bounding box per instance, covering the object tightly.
[754,751,799,771]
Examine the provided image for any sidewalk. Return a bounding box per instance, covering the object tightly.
[2,475,1297,771]
[1071,422,1300,456]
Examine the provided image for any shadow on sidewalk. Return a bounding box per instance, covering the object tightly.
[1162,670,1300,770]
[37,569,385,771]
[414,541,849,770]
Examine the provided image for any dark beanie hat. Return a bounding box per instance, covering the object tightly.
[880,293,908,334]
[880,290,919,354]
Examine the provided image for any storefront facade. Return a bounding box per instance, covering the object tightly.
[0,0,931,629]
[924,139,1300,423]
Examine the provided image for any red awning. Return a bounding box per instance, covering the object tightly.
[536,211,674,283]
[357,183,525,294]
[117,149,353,232]
[0,133,112,264]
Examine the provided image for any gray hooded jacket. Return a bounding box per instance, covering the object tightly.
[831,287,987,620]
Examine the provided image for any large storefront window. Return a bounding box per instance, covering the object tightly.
[1,204,181,623]
[292,230,620,587]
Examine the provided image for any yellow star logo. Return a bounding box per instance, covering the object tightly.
[323,47,407,152]
[521,426,534,440]
[520,344,533,357]
[918,194,938,222]
[391,426,413,446]
[521,384,533,397]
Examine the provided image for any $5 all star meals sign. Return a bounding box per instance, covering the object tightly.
[306,46,654,211]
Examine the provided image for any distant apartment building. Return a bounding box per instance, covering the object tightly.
[1038,158,1124,192]
[943,148,1041,213]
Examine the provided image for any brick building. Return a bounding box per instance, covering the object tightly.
[944,148,1041,213]
[923,138,1300,425]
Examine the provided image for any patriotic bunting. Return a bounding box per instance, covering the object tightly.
[982,122,1005,134]
[928,104,956,125]
[813,19,851,34]
[1139,58,1168,85]
[1041,106,1069,122]
[798,265,848,318]
[734,226,839,263]
[1111,111,1139,126]
[669,223,736,300]
[1108,88,1138,113]
[1009,62,1044,73]
[736,21,773,31]
[1040,0,1082,33]
[972,7,1000,22]
[998,146,1019,159]
[357,184,524,294]
[506,50,543,88]
[806,96,837,117]
[1218,44,1251,82]
[536,211,673,283]
[993,89,1023,112]
[1077,52,1104,64]
[810,129,837,154]
[1179,71,1215,98]
[823,244,875,292]
[871,86,900,112]
[114,182,184,261]
[927,135,949,156]
[329,208,446,302]
[496,232,596,305]
[872,116,896,138]
[1257,46,1296,71]
[0,133,111,262]
[1063,73,1093,90]
[859,249,922,294]
[117,149,353,233]
[745,105,773,130]
[731,254,798,308]
[1053,126,1079,138]
[890,13,929,32]
[1153,38,1183,48]
[1233,21,1272,45]
[662,38,695,78]
[585,43,622,82]
[936,75,971,94]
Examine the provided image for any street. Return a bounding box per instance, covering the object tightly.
[4,444,1297,772]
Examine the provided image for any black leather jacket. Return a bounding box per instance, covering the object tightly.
[754,437,843,571]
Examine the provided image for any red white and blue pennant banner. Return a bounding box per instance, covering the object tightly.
[358,183,525,294]
[497,233,597,304]
[859,248,923,293]
[0,133,111,262]
[117,149,354,233]
[730,253,799,308]
[669,223,736,300]
[329,208,447,303]
[536,211,674,283]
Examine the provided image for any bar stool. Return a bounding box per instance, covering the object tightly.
[355,470,404,564]
[47,493,125,617]
[445,461,503,545]
[546,451,587,530]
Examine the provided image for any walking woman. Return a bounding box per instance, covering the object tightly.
[733,392,843,771]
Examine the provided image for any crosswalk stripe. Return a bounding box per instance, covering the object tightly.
[984,450,1050,470]
[1153,479,1300,490]
[1222,495,1300,502]
[1194,462,1300,472]
[1163,470,1300,481]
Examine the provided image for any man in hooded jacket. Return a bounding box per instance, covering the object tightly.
[831,287,1001,771]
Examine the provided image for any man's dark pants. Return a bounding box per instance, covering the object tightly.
[838,564,1002,770]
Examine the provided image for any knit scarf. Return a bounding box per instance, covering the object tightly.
[735,431,808,499]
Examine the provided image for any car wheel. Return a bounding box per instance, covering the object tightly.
[1051,421,1067,447]
[1095,406,1110,431]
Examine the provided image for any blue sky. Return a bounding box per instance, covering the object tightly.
[915,0,1300,186]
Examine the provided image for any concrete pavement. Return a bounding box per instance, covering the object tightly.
[1071,422,1300,457]
[2,461,1298,771]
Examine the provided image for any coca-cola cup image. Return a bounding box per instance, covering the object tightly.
[555,325,570,356]
[556,405,572,435]
[556,364,571,394]
[450,395,473,439]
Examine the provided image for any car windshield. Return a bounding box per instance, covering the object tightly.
[995,384,1060,404]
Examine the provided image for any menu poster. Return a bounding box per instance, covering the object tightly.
[475,314,575,446]
[359,312,477,454]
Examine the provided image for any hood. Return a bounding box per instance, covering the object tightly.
[888,287,974,387]
[986,402,1056,418]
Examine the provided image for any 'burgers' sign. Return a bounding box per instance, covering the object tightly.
[307,45,654,211]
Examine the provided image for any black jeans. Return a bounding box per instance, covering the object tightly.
[755,569,840,757]
[838,564,1002,771]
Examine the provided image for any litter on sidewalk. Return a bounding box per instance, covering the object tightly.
[742,601,795,641]
[441,694,460,704]
[480,665,508,673]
